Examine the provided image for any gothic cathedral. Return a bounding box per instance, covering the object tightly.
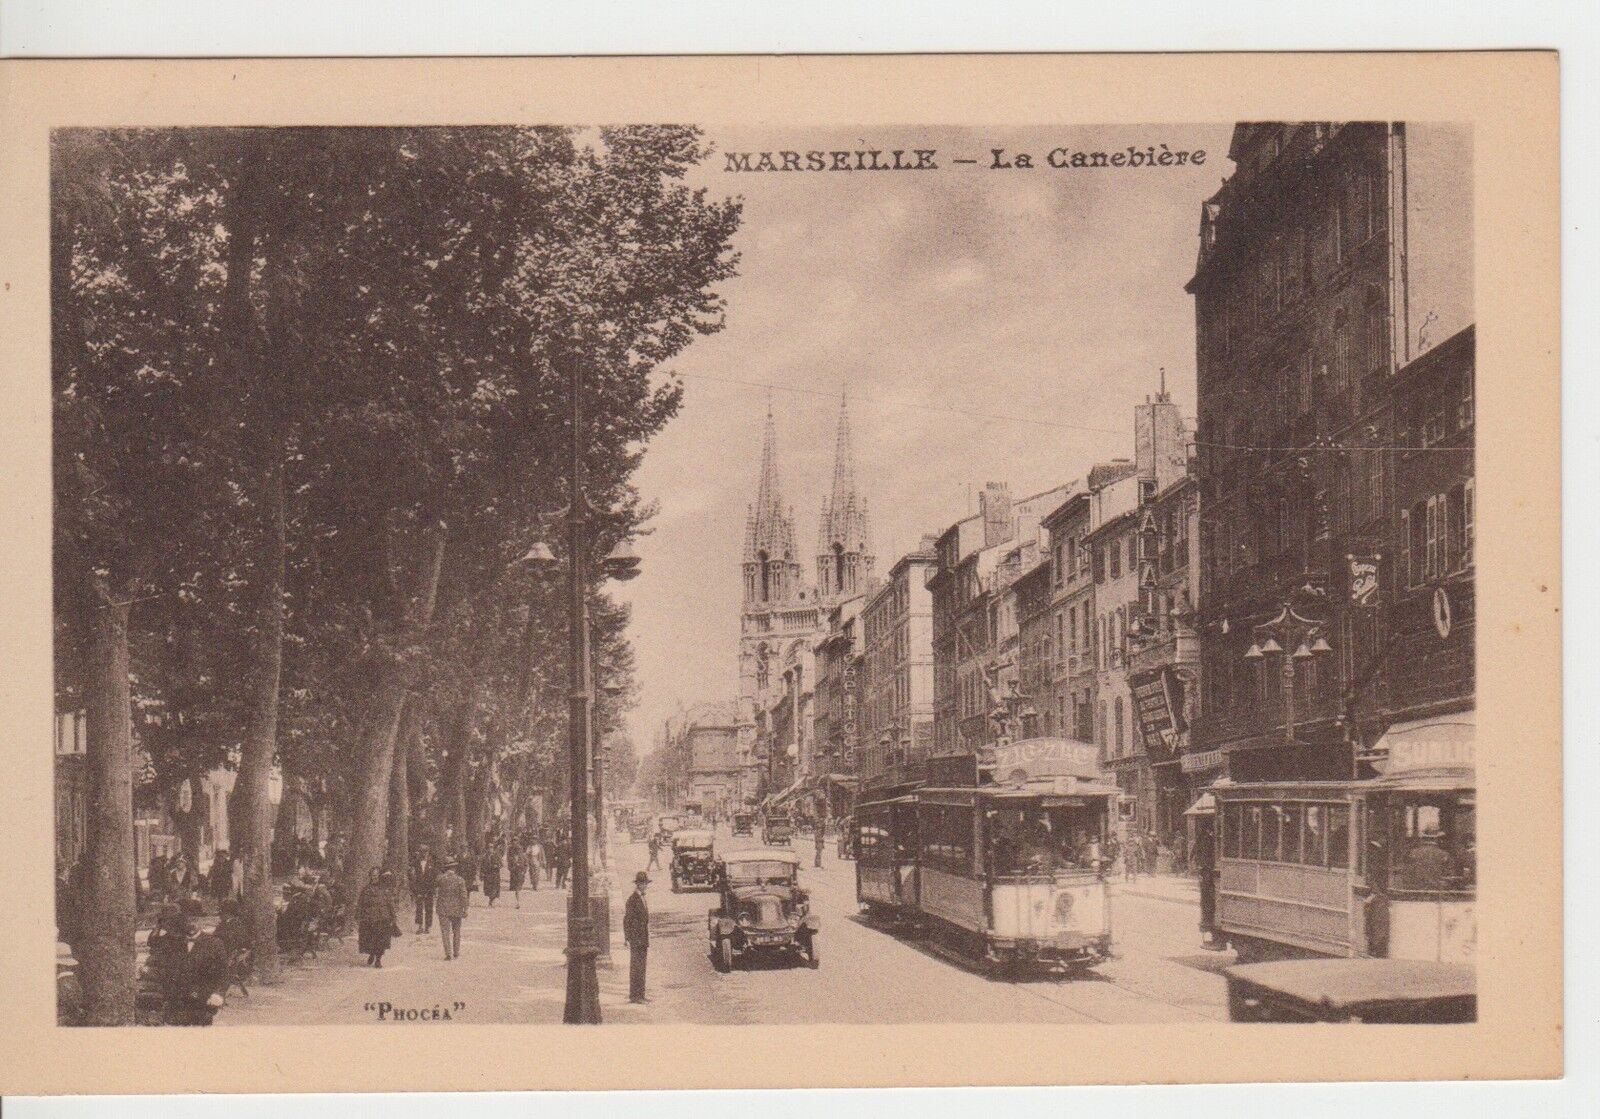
[737,396,874,724]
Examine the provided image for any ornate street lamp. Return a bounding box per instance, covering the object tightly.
[1242,597,1332,750]
[513,352,647,1024]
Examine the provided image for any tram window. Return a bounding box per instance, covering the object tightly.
[1261,806,1283,862]
[1392,795,1474,892]
[1222,804,1241,858]
[1243,805,1263,861]
[1303,805,1327,866]
[923,806,972,874]
[1280,804,1303,863]
[893,810,918,861]
[1327,804,1350,869]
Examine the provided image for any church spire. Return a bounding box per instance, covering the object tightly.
[743,396,802,604]
[817,390,874,600]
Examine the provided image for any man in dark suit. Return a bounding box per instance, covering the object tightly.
[623,870,651,1004]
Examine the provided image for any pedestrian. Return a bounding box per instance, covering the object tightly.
[480,845,503,907]
[528,837,544,891]
[410,847,437,934]
[209,849,232,905]
[357,868,399,967]
[148,853,169,904]
[507,845,527,909]
[434,858,468,961]
[646,834,660,870]
[553,839,571,890]
[623,870,650,1004]
[813,820,826,869]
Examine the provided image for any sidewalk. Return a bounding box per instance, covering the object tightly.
[1111,872,1201,907]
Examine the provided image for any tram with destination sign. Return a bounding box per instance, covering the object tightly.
[1206,718,1475,966]
[855,738,1121,974]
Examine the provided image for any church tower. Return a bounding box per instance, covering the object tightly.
[742,402,804,606]
[739,400,817,728]
[815,393,875,602]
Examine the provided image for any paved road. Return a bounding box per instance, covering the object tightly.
[220,827,1232,1026]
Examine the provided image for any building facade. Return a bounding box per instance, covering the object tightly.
[857,543,938,787]
[1041,492,1097,744]
[929,483,1071,770]
[1187,122,1473,783]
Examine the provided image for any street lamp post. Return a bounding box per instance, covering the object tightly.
[518,350,641,1025]
[1244,592,1333,751]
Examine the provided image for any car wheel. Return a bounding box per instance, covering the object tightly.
[719,937,735,973]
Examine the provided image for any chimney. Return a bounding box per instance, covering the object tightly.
[980,482,1013,548]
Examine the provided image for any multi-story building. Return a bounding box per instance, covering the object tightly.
[680,701,744,818]
[1083,460,1141,797]
[1126,468,1203,835]
[810,593,866,819]
[858,541,938,787]
[1187,122,1472,783]
[929,482,1071,769]
[1366,323,1474,756]
[1012,555,1055,737]
[1041,492,1097,742]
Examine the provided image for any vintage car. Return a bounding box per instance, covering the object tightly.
[627,817,651,843]
[669,829,718,892]
[707,848,819,972]
[1224,959,1476,1023]
[654,813,686,845]
[762,813,794,846]
[731,812,755,837]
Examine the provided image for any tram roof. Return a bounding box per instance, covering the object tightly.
[914,782,1124,804]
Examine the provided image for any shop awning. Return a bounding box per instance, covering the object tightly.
[765,779,805,807]
[1183,792,1217,817]
[1372,713,1475,789]
[819,773,859,789]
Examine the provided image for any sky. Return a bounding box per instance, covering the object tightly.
[615,124,1236,748]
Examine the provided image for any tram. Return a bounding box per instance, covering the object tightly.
[854,795,920,924]
[1208,722,1475,965]
[855,739,1121,974]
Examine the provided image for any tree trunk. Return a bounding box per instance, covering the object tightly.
[233,451,286,982]
[444,699,474,850]
[385,710,414,903]
[78,590,137,1026]
[340,527,446,910]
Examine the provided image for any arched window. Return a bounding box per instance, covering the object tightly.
[833,542,846,593]
[1114,696,1125,756]
[758,550,771,602]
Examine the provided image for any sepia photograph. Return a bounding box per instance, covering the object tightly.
[0,52,1561,1095]
[48,118,1476,1030]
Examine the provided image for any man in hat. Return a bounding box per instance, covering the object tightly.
[434,857,469,961]
[623,870,651,1004]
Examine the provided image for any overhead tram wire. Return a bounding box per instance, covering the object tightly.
[664,369,1471,454]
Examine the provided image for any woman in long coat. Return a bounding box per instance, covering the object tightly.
[507,845,527,908]
[480,845,503,907]
[357,869,399,967]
